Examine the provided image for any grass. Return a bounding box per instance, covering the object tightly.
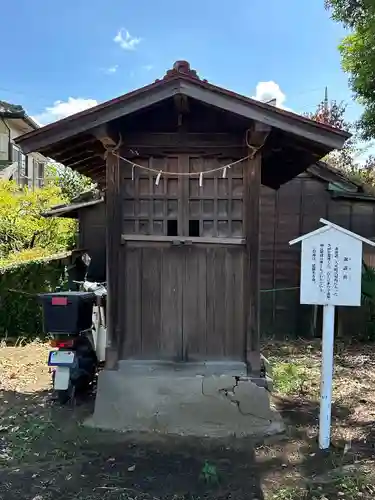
[0,339,375,498]
[269,473,375,499]
[272,362,311,395]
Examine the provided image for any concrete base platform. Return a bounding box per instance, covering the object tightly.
[86,361,284,438]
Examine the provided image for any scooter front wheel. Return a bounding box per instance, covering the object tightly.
[56,387,74,405]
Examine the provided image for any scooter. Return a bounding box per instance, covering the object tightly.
[80,280,107,367]
[40,258,107,404]
[49,325,98,404]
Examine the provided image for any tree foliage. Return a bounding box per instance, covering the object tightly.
[305,99,349,130]
[325,0,369,28]
[0,254,69,338]
[305,99,358,170]
[0,180,76,261]
[306,96,375,186]
[46,163,94,201]
[325,0,375,139]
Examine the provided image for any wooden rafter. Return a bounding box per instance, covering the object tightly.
[68,154,103,170]
[46,136,99,160]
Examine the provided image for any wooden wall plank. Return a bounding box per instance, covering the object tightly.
[205,246,235,359]
[225,248,245,358]
[259,173,375,339]
[160,247,183,359]
[212,247,227,356]
[183,247,207,359]
[121,246,142,358]
[141,248,162,357]
[206,247,221,357]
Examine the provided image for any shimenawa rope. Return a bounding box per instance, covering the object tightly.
[103,129,269,180]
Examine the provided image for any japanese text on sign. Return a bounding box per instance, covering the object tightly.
[300,228,362,307]
[310,243,352,303]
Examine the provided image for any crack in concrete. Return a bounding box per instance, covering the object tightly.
[202,376,273,423]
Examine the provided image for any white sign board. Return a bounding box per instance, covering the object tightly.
[300,227,363,307]
[290,219,375,450]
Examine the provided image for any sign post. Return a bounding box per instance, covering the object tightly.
[290,218,375,449]
[320,303,335,449]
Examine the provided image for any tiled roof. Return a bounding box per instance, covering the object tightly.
[0,100,24,116]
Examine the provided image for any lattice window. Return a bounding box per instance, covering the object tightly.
[122,155,244,239]
[123,156,181,236]
[186,156,244,238]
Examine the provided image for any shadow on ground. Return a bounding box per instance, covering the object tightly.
[3,386,373,500]
[0,388,266,500]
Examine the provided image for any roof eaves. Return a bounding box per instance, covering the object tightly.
[15,69,350,155]
[193,79,351,141]
[23,114,40,130]
[179,80,349,150]
[308,161,361,192]
[15,76,175,146]
[330,191,375,202]
[0,100,39,131]
[43,197,104,217]
[15,77,182,154]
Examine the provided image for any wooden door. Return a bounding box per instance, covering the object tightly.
[121,155,184,360]
[120,153,245,361]
[182,244,245,361]
[122,242,184,360]
[181,154,245,361]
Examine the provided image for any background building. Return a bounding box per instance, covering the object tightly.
[0,100,47,188]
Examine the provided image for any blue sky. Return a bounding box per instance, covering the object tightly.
[0,0,359,127]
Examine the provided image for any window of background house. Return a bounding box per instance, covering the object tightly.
[0,134,7,155]
[12,145,20,163]
[20,154,26,176]
[27,157,33,187]
[37,162,45,187]
[19,154,27,187]
[11,145,21,184]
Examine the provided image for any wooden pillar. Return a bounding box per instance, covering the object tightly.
[105,150,121,369]
[92,125,122,370]
[244,123,270,376]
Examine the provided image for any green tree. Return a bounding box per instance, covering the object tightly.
[325,0,375,139]
[305,96,359,171]
[305,97,349,130]
[306,95,375,186]
[0,180,76,261]
[46,163,94,201]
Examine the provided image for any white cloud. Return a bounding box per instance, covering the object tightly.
[106,65,118,74]
[252,81,287,108]
[34,97,98,125]
[142,64,154,71]
[114,29,141,50]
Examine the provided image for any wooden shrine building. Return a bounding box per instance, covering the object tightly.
[16,62,349,435]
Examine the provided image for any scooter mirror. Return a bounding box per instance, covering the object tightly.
[82,253,91,267]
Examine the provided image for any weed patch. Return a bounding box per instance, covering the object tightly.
[272,361,311,395]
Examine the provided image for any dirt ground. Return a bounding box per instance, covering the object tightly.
[0,340,375,499]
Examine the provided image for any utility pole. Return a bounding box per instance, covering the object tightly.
[324,86,329,115]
